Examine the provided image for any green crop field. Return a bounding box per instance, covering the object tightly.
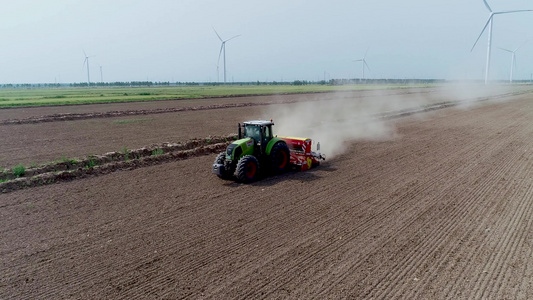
[0,84,430,108]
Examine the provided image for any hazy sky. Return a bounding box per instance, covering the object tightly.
[2,0,533,84]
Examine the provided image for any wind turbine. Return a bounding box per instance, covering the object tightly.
[471,0,532,84]
[353,49,371,81]
[82,51,95,86]
[213,28,240,84]
[498,41,527,83]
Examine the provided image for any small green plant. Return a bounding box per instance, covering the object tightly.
[13,164,26,177]
[206,138,212,144]
[85,156,97,168]
[61,155,77,164]
[0,178,8,183]
[121,146,130,161]
[152,148,164,156]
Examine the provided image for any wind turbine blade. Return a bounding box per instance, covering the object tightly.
[364,60,371,73]
[483,0,492,12]
[471,15,493,51]
[217,43,224,66]
[353,59,363,62]
[494,9,532,15]
[494,9,533,15]
[225,34,241,42]
[515,40,528,52]
[212,27,223,42]
[498,47,513,53]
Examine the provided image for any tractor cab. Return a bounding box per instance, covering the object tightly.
[240,120,274,154]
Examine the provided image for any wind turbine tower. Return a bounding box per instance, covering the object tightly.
[353,50,371,81]
[499,41,527,83]
[213,28,240,84]
[83,51,95,86]
[471,0,532,84]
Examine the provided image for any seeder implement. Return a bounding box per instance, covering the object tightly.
[278,136,325,171]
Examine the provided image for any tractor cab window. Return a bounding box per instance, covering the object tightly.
[263,126,271,145]
[245,125,261,142]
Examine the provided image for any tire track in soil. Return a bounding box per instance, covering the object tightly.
[370,112,532,297]
[437,131,533,299]
[407,156,533,299]
[311,139,506,298]
[436,136,523,298]
[486,180,533,299]
[384,129,532,299]
[469,158,533,299]
[516,214,533,300]
[302,113,512,292]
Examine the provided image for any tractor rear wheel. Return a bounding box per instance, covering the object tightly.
[236,155,259,183]
[270,142,290,174]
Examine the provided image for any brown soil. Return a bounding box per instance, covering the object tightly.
[1,90,533,299]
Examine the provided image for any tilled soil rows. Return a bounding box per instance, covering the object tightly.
[1,91,533,299]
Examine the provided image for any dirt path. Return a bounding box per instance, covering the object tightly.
[1,97,532,299]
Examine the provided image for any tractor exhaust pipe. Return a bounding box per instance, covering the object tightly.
[238,123,242,139]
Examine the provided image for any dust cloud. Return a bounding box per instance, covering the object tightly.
[265,84,526,159]
[267,88,426,158]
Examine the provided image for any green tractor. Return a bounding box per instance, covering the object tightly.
[212,120,290,182]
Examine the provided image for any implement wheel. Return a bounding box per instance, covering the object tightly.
[270,142,290,174]
[236,155,260,183]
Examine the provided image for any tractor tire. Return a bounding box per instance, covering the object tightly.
[236,155,260,183]
[270,142,290,174]
[214,152,232,178]
[214,152,225,164]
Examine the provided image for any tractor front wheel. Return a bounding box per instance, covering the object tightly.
[236,155,260,183]
[214,152,232,179]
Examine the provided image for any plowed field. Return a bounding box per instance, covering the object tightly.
[1,87,533,299]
